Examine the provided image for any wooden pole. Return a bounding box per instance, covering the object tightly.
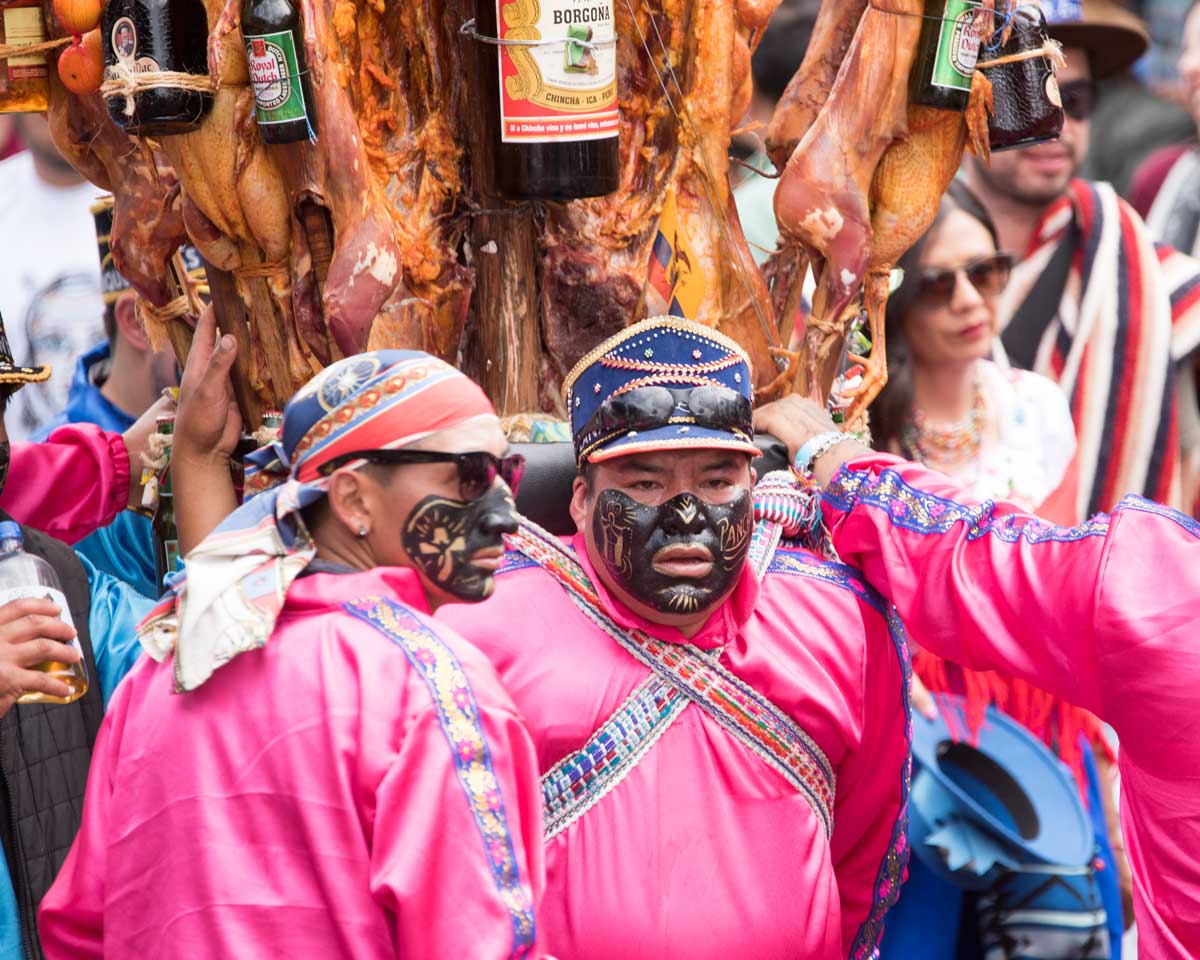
[464,13,545,416]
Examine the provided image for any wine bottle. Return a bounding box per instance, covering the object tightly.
[101,0,213,136]
[242,0,318,144]
[909,0,983,112]
[474,0,619,199]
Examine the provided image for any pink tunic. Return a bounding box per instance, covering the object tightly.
[38,566,547,959]
[2,424,129,543]
[821,453,1200,959]
[439,532,909,960]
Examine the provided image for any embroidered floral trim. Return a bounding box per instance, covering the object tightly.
[344,597,536,958]
[1118,494,1200,538]
[823,467,1111,543]
[542,675,689,840]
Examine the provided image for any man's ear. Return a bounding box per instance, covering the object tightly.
[325,470,372,537]
[114,295,151,353]
[569,475,590,534]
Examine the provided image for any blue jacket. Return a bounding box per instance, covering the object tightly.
[34,342,159,599]
[0,555,151,957]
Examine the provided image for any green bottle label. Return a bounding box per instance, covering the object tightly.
[244,30,308,125]
[930,0,982,92]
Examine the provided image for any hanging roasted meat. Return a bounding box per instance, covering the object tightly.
[538,0,787,412]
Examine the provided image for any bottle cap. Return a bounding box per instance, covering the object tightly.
[0,522,22,542]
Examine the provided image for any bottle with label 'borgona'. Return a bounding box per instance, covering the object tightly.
[242,0,318,143]
[909,0,983,112]
[475,0,619,199]
[101,0,213,135]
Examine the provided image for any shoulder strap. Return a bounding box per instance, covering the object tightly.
[1003,222,1079,371]
[512,520,836,837]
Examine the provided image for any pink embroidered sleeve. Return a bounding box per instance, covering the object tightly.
[821,454,1200,958]
[3,425,130,543]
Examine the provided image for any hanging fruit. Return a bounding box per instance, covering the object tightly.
[57,28,103,95]
[53,0,102,36]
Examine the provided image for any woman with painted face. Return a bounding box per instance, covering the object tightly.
[439,317,913,960]
[39,351,549,959]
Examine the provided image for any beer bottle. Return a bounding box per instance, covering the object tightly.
[0,522,89,705]
[0,0,49,114]
[909,0,983,112]
[474,0,619,199]
[152,416,180,587]
[241,0,318,143]
[101,0,213,136]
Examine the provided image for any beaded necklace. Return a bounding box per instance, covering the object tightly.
[901,380,986,466]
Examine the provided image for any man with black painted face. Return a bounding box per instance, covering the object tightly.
[40,351,549,959]
[438,316,913,960]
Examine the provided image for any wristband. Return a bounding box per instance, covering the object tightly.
[793,431,855,479]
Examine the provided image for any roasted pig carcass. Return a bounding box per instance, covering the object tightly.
[538,0,788,411]
[45,80,191,321]
[770,0,999,428]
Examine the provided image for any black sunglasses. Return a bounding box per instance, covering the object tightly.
[320,450,525,500]
[914,252,1015,306]
[580,385,753,446]
[1058,79,1097,122]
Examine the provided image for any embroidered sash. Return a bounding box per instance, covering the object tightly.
[542,676,688,840]
[344,596,537,956]
[513,519,836,839]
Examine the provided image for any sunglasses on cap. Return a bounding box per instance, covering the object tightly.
[581,385,754,447]
[913,252,1015,306]
[1058,79,1097,122]
[320,450,525,501]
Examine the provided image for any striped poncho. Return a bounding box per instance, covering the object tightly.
[997,178,1200,516]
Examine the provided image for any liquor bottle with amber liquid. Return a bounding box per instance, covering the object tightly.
[242,0,318,143]
[0,523,89,705]
[152,416,180,586]
[474,0,619,199]
[909,0,983,112]
[0,0,50,114]
[101,0,213,136]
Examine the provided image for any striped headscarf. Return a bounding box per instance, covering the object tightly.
[138,351,496,692]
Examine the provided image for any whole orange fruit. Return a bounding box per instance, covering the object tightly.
[53,0,103,35]
[57,30,104,96]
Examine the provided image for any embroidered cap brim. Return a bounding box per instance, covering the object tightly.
[0,364,51,388]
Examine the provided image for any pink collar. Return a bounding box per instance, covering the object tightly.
[568,532,758,652]
[283,565,433,617]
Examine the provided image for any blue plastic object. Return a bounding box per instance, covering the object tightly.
[909,695,1094,890]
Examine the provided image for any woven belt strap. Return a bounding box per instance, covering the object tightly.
[515,517,836,839]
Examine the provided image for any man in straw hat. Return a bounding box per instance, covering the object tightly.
[962,0,1200,518]
[439,316,914,959]
[0,308,154,960]
[39,340,547,958]
[753,391,1200,960]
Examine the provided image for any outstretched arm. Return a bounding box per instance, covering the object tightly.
[754,395,1200,957]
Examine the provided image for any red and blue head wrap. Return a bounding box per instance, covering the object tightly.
[138,350,496,691]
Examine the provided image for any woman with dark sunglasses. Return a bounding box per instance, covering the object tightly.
[872,189,1078,517]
